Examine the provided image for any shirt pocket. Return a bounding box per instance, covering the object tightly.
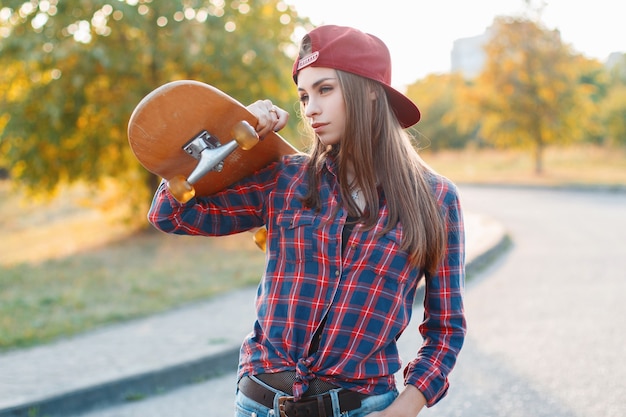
[360,228,411,291]
[275,210,316,263]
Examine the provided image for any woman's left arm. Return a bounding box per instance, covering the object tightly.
[367,385,428,417]
[386,179,467,415]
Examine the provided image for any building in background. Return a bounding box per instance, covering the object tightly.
[605,51,626,71]
[450,28,493,79]
[450,26,624,78]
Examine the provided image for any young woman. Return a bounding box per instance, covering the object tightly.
[148,25,466,417]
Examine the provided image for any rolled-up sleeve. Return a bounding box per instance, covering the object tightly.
[147,161,281,236]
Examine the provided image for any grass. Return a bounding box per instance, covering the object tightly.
[0,181,266,351]
[1,144,624,351]
[422,145,626,188]
[0,230,266,350]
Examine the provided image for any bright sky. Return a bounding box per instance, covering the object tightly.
[285,0,625,88]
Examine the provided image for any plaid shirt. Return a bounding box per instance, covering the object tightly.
[148,154,466,406]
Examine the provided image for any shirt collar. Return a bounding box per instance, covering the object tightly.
[320,155,339,177]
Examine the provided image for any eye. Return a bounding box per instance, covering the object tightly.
[319,85,332,94]
[299,94,309,105]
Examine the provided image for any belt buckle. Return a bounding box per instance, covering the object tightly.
[277,395,295,417]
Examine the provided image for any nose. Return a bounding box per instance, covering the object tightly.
[304,97,319,119]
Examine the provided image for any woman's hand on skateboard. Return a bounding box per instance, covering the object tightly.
[247,100,289,139]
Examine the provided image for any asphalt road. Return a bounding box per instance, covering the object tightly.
[78,185,626,417]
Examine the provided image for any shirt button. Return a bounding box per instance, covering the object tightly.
[335,270,340,277]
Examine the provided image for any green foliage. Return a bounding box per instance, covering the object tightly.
[0,0,304,199]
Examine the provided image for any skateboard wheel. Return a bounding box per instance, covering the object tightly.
[232,121,259,150]
[252,227,268,251]
[168,175,196,203]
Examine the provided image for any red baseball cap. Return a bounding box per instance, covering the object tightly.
[292,25,420,128]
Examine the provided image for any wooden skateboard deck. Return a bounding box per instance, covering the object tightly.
[128,80,298,199]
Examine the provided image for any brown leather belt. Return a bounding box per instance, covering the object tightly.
[256,371,340,396]
[238,375,364,417]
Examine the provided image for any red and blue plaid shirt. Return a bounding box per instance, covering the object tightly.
[148,154,466,406]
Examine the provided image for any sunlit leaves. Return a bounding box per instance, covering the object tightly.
[402,13,622,174]
[405,73,474,151]
[602,54,626,146]
[0,0,304,204]
[471,16,600,173]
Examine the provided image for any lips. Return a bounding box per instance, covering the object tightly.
[311,122,328,133]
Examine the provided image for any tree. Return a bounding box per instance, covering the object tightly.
[0,0,304,205]
[572,55,610,145]
[602,54,626,146]
[405,73,475,151]
[472,15,595,174]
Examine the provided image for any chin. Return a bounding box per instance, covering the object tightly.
[317,135,340,147]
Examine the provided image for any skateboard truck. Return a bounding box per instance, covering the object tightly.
[183,130,233,183]
[167,120,259,203]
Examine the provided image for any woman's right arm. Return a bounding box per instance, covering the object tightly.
[147,160,280,237]
[147,180,212,235]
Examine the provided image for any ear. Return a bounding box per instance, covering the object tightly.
[369,88,378,101]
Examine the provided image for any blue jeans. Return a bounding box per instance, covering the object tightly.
[234,377,398,417]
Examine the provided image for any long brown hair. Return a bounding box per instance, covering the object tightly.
[298,38,446,274]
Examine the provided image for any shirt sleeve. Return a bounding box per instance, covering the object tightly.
[403,178,467,407]
[147,160,282,236]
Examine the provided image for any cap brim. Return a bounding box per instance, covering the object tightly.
[382,85,421,128]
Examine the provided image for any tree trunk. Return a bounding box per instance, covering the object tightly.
[534,138,544,175]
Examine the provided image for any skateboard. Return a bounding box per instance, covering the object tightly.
[128,80,298,249]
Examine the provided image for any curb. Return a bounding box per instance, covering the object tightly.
[466,232,512,279]
[0,349,240,417]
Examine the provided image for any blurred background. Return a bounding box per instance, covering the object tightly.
[0,0,624,394]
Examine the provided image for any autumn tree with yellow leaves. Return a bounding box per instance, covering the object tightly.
[0,0,304,203]
[471,15,602,174]
[405,73,475,151]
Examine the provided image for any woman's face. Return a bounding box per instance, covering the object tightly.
[297,66,346,147]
